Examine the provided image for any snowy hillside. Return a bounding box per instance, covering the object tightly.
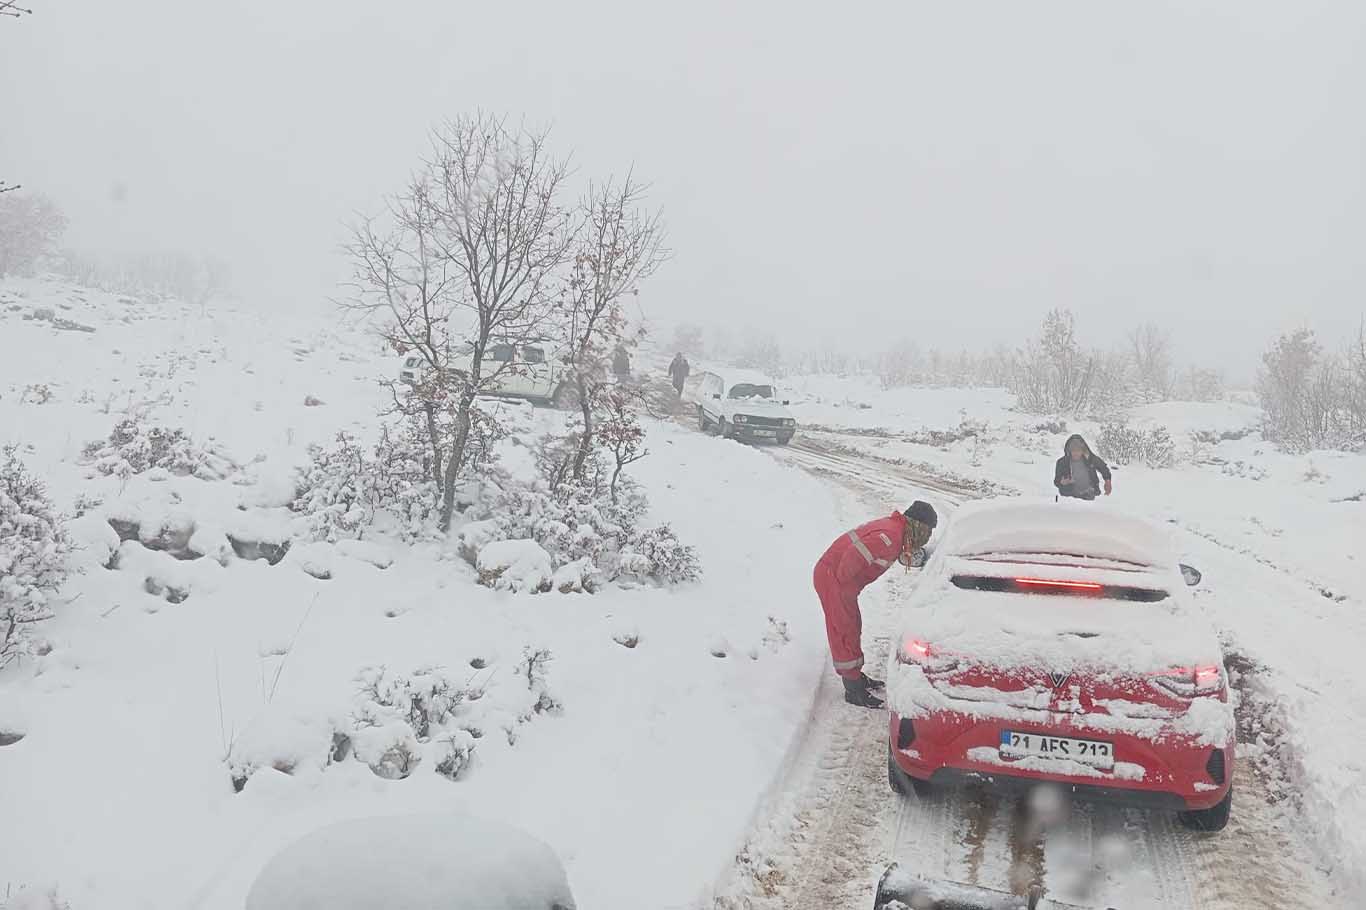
[0,277,853,909]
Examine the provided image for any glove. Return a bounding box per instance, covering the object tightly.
[843,677,885,708]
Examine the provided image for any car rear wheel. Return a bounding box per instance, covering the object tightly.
[718,418,731,439]
[1178,786,1232,833]
[888,747,932,798]
[697,407,710,432]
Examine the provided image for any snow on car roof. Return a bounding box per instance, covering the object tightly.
[941,498,1178,569]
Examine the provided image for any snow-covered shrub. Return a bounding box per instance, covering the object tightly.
[354,665,469,741]
[617,524,701,585]
[1,447,72,668]
[291,431,371,543]
[1098,421,1144,466]
[1142,426,1176,469]
[434,729,477,781]
[291,426,440,543]
[1098,421,1176,469]
[82,419,231,479]
[350,719,422,780]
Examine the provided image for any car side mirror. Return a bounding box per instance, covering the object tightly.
[1179,564,1202,587]
[782,400,790,405]
[712,393,721,400]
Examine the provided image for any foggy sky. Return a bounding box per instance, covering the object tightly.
[4,1,1363,378]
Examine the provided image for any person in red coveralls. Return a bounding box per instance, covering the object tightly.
[814,501,939,708]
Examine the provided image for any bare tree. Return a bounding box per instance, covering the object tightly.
[597,387,649,501]
[1127,322,1175,402]
[345,114,576,530]
[559,174,666,482]
[1010,309,1099,414]
[0,192,67,277]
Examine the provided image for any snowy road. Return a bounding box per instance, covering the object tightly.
[711,431,1341,909]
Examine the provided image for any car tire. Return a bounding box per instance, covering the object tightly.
[888,747,932,798]
[888,749,906,795]
[1178,786,1232,833]
[718,418,730,439]
[697,407,710,432]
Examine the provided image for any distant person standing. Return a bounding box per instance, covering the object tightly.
[1054,434,1113,500]
[668,352,690,396]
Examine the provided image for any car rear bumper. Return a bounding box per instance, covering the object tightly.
[889,711,1233,811]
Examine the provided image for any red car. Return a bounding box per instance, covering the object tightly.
[886,499,1234,832]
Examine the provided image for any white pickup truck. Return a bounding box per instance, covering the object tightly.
[399,340,569,406]
[693,373,797,445]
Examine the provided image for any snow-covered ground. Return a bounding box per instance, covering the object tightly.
[0,277,853,909]
[5,283,1362,908]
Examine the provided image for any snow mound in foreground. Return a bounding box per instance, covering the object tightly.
[245,813,575,910]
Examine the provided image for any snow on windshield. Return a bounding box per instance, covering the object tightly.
[942,498,1178,569]
[728,383,774,399]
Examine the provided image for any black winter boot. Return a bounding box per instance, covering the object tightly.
[843,676,884,708]
[859,672,885,691]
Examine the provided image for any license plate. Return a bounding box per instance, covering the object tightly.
[999,730,1114,770]
[752,429,776,437]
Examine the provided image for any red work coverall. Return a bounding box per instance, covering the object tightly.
[813,511,908,679]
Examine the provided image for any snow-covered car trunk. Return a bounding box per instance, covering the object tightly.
[887,499,1235,823]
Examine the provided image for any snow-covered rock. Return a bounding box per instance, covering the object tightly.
[476,539,553,594]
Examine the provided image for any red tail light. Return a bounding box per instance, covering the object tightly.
[1151,664,1225,699]
[1014,577,1103,592]
[897,637,960,674]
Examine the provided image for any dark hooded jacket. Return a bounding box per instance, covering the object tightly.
[1054,434,1111,499]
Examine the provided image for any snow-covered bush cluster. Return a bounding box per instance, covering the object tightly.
[460,470,700,592]
[1098,421,1177,469]
[1,446,71,668]
[291,426,439,543]
[82,418,232,480]
[348,664,481,781]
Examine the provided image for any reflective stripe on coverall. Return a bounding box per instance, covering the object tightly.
[813,511,908,679]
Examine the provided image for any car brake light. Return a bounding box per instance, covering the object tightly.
[1151,664,1225,699]
[1014,578,1104,591]
[897,637,960,674]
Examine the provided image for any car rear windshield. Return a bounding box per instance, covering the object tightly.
[522,346,546,364]
[950,575,1169,603]
[729,384,773,399]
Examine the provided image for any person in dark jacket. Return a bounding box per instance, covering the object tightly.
[1054,434,1112,500]
[668,353,690,396]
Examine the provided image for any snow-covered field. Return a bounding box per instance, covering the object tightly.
[0,277,851,909]
[4,280,1362,908]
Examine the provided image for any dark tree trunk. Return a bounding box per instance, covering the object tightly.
[571,372,594,483]
[438,393,476,532]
